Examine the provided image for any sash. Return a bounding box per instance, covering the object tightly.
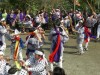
[0,41,3,46]
[13,36,22,70]
[84,27,96,43]
[49,32,61,63]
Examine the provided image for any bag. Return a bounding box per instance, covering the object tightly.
[8,66,19,74]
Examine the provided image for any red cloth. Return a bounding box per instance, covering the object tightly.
[49,34,61,63]
[13,41,20,60]
[84,27,91,43]
[13,35,20,59]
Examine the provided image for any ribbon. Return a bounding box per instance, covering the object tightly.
[14,40,20,60]
[13,36,21,70]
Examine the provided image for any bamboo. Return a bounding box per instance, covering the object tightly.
[86,0,95,14]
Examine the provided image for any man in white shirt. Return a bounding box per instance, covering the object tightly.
[21,50,48,75]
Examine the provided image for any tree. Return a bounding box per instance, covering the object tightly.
[0,0,99,14]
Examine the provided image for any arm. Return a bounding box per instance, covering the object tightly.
[26,60,45,72]
[0,36,6,51]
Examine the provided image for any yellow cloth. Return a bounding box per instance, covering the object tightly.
[14,41,21,69]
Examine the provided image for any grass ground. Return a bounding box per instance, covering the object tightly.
[5,30,100,75]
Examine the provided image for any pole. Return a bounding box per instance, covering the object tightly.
[74,0,76,26]
[74,0,76,13]
[86,0,95,13]
[98,2,99,11]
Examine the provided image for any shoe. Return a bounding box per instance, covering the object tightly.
[95,38,99,42]
[79,51,84,55]
[84,48,88,51]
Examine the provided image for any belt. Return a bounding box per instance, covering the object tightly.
[52,33,63,36]
[87,27,91,28]
[0,41,3,46]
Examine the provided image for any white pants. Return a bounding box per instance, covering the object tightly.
[84,37,90,49]
[77,38,84,53]
[97,25,100,38]
[50,56,63,71]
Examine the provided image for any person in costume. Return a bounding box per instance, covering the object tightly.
[48,24,68,71]
[73,19,95,53]
[10,29,24,61]
[73,20,85,54]
[96,14,100,40]
[33,23,46,48]
[20,49,48,75]
[0,18,7,53]
[25,28,40,58]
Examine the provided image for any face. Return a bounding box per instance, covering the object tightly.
[2,21,6,26]
[0,55,3,60]
[35,54,41,60]
[79,22,82,26]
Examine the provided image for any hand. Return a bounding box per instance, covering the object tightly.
[14,59,18,61]
[19,61,25,66]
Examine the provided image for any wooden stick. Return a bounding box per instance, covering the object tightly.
[86,0,95,14]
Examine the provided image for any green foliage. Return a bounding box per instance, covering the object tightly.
[0,0,99,13]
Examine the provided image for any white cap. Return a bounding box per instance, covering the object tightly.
[35,50,43,56]
[14,29,21,35]
[56,9,60,11]
[65,16,68,19]
[79,20,83,23]
[0,51,4,55]
[26,15,31,19]
[60,20,64,23]
[1,18,5,22]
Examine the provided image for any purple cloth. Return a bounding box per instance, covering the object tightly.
[54,41,61,62]
[52,28,61,62]
[20,13,25,21]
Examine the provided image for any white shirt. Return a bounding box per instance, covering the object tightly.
[23,21,33,27]
[75,25,85,39]
[0,26,7,51]
[0,60,7,75]
[25,56,47,75]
